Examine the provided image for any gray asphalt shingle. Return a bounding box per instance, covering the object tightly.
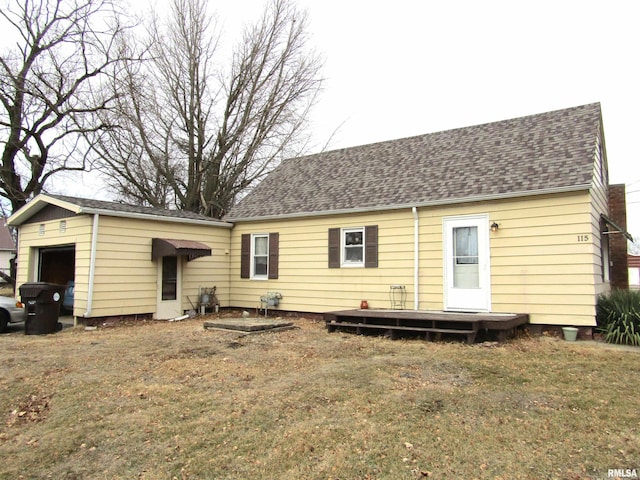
[225,103,602,220]
[47,194,228,223]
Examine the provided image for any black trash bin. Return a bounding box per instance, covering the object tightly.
[19,283,65,335]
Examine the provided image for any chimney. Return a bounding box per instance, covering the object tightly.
[608,184,629,289]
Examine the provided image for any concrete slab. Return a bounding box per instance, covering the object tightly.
[203,317,295,333]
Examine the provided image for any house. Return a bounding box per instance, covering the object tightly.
[224,103,630,328]
[7,195,232,320]
[7,103,632,328]
[0,218,16,283]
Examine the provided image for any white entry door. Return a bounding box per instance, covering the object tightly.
[156,256,182,319]
[443,215,491,312]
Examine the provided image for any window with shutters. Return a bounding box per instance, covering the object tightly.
[241,232,279,279]
[328,226,378,268]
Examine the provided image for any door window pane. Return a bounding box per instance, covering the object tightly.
[453,227,479,288]
[162,256,178,300]
[454,227,478,264]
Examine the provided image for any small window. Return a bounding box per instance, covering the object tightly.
[252,234,269,278]
[39,224,45,236]
[342,227,364,266]
[59,220,67,233]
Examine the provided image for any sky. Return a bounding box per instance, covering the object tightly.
[211,0,640,238]
[43,0,640,239]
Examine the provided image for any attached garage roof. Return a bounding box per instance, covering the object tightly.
[152,238,212,261]
[8,194,233,227]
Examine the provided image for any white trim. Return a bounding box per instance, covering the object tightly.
[250,233,269,280]
[341,226,365,268]
[443,214,491,312]
[83,214,99,318]
[412,207,419,310]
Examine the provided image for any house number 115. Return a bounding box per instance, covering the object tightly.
[577,235,589,242]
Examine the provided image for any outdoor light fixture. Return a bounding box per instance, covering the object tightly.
[490,222,500,232]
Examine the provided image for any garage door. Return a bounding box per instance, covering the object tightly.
[38,246,75,286]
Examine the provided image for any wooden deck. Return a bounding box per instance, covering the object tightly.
[324,309,529,344]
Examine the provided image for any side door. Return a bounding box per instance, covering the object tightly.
[156,256,182,319]
[443,215,491,312]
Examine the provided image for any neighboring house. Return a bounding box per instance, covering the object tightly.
[629,255,640,289]
[0,218,16,283]
[7,103,632,327]
[8,196,232,319]
[224,103,630,328]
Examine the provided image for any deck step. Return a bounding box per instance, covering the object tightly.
[327,321,475,334]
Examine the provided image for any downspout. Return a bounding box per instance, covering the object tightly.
[412,207,419,310]
[84,213,99,319]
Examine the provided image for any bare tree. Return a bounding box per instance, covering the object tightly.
[0,0,136,213]
[94,0,323,218]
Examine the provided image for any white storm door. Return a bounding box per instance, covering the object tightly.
[156,256,182,319]
[444,215,491,312]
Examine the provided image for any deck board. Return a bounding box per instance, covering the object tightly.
[325,309,529,343]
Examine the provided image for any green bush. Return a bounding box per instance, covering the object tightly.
[596,289,640,345]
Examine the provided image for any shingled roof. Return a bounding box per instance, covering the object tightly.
[225,103,603,221]
[8,194,232,227]
[46,194,224,223]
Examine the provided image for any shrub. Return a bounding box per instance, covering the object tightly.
[596,289,640,345]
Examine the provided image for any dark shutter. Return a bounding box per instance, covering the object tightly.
[240,234,251,278]
[364,225,378,268]
[328,228,340,268]
[268,232,279,279]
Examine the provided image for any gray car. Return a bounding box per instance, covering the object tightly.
[0,296,26,333]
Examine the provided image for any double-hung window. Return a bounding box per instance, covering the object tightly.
[343,227,364,266]
[328,225,378,268]
[240,232,279,280]
[252,234,269,278]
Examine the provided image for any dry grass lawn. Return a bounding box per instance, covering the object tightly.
[1,315,639,479]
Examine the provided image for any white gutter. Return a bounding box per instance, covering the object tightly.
[412,207,419,310]
[84,213,99,318]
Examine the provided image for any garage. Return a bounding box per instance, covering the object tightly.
[38,245,75,286]
[8,194,232,320]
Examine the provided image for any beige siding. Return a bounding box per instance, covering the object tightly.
[89,217,230,318]
[15,214,231,319]
[230,191,601,326]
[15,216,94,315]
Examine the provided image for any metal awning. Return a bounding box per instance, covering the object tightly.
[601,214,634,242]
[152,238,212,261]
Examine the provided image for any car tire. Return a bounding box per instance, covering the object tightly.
[0,311,8,333]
